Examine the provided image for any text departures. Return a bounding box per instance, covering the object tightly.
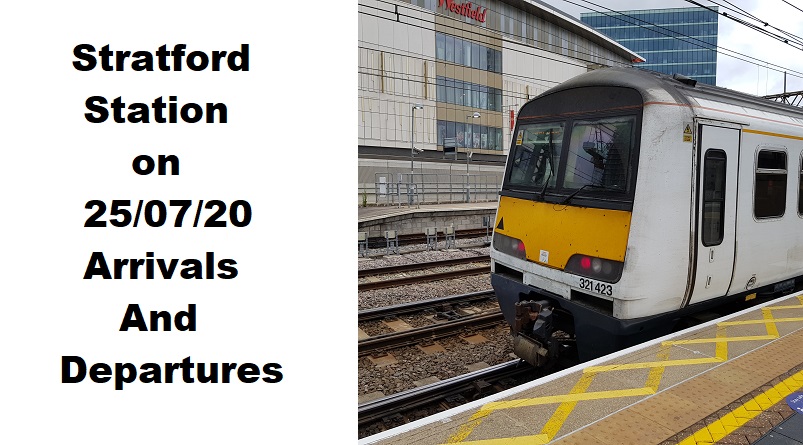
[64,42,283,390]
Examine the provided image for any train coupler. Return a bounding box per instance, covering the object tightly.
[512,300,556,367]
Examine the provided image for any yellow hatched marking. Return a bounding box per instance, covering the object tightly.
[446,298,803,443]
[719,317,803,326]
[539,372,596,439]
[645,347,671,391]
[446,410,492,443]
[663,335,776,345]
[715,326,728,361]
[482,387,654,411]
[585,357,722,373]
[762,308,780,338]
[677,369,803,445]
[448,434,550,445]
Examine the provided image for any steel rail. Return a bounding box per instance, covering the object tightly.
[358,359,531,428]
[358,311,504,357]
[358,290,495,323]
[358,255,490,278]
[358,266,490,291]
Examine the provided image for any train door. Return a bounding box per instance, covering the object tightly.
[688,124,740,305]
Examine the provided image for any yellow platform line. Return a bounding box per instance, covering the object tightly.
[446,409,493,443]
[482,387,655,411]
[762,308,780,338]
[444,389,652,443]
[677,369,803,445]
[645,347,671,392]
[720,316,803,326]
[585,357,723,373]
[539,372,596,440]
[663,335,777,345]
[715,325,728,361]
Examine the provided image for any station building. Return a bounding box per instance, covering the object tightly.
[357,0,642,205]
[581,7,719,86]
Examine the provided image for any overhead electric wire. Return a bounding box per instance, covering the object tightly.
[360,0,803,102]
[782,0,803,15]
[357,44,560,91]
[685,0,803,51]
[711,0,803,47]
[359,0,635,70]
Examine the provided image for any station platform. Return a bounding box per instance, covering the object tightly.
[358,202,497,224]
[360,291,803,445]
[358,202,497,239]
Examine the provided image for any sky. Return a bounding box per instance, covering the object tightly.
[544,0,803,96]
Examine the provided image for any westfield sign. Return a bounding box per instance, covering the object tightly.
[438,0,487,23]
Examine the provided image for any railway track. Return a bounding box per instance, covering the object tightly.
[358,291,503,357]
[358,360,537,437]
[359,312,504,357]
[358,255,490,278]
[358,290,495,323]
[358,266,490,291]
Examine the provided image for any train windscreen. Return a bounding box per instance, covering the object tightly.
[506,114,637,207]
[563,116,635,191]
[508,122,563,189]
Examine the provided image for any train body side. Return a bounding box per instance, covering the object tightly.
[491,67,803,363]
[690,97,803,299]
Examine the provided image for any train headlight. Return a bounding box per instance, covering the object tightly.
[492,233,527,260]
[565,254,623,283]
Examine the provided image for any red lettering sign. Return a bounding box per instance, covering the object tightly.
[438,0,487,23]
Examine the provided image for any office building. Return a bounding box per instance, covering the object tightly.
[581,7,718,85]
[358,0,642,205]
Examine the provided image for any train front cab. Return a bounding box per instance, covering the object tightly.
[490,83,656,365]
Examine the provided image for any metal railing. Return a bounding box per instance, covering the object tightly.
[372,172,500,206]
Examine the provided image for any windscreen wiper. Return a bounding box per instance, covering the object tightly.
[560,184,618,205]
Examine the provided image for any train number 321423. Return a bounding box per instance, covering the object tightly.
[578,278,613,296]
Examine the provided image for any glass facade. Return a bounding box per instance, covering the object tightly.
[358,0,640,156]
[436,32,502,73]
[436,76,502,112]
[411,0,633,68]
[434,31,504,151]
[581,7,718,85]
[437,119,503,150]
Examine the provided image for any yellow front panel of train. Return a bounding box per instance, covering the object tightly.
[495,196,631,268]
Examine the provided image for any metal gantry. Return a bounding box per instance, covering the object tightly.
[763,90,803,107]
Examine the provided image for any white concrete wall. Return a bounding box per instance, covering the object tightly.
[358,0,437,150]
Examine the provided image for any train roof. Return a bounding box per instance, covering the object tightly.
[529,67,803,121]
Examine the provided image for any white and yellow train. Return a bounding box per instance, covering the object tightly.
[491,67,803,366]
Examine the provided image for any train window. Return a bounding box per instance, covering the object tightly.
[702,150,726,246]
[799,152,803,215]
[508,122,564,189]
[563,116,635,191]
[754,150,787,219]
